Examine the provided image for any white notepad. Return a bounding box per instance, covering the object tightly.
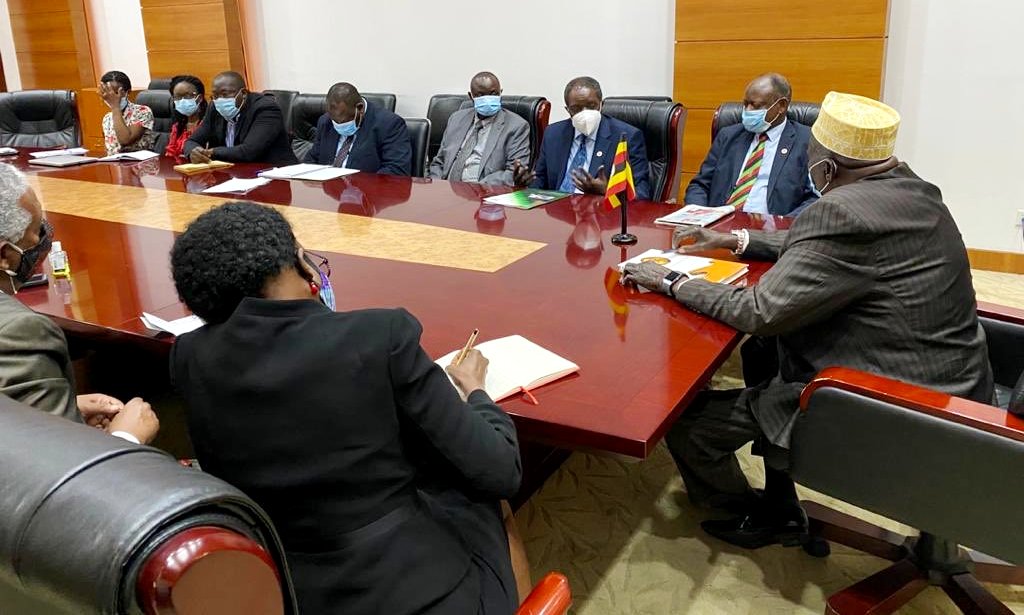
[435,335,579,402]
[258,163,359,182]
[29,147,89,159]
[140,312,205,336]
[98,150,159,162]
[201,177,272,194]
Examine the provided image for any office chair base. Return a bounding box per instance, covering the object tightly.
[802,500,1023,615]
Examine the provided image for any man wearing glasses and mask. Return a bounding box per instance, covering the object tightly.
[0,164,159,445]
[684,73,818,216]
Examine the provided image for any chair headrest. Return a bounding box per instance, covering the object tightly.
[0,90,79,148]
[0,396,292,613]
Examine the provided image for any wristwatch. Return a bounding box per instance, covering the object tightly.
[661,270,684,294]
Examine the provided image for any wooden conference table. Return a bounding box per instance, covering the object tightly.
[9,151,791,459]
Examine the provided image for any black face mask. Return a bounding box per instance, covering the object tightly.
[5,220,53,284]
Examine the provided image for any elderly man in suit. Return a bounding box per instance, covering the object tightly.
[686,73,818,216]
[304,82,412,175]
[514,76,651,200]
[185,71,298,166]
[428,72,530,185]
[0,164,159,444]
[623,92,993,549]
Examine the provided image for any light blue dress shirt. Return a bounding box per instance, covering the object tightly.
[562,119,601,194]
[735,119,787,215]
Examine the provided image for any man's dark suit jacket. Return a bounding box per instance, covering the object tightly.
[303,102,412,175]
[171,299,521,614]
[685,121,818,216]
[184,92,298,165]
[531,114,651,201]
[676,163,993,449]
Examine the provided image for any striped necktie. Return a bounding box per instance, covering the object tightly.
[726,133,769,209]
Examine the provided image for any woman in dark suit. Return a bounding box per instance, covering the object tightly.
[169,201,527,614]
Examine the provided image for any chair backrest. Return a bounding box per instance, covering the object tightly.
[263,89,299,135]
[427,94,551,165]
[147,78,172,91]
[404,117,431,177]
[0,90,80,148]
[0,396,297,614]
[289,93,327,161]
[363,92,397,113]
[134,89,173,155]
[600,98,688,203]
[793,381,1024,565]
[711,101,821,140]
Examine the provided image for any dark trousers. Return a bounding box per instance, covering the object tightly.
[665,388,797,511]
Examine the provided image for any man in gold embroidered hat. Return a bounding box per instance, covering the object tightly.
[623,92,992,550]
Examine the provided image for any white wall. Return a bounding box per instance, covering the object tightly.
[0,0,20,90]
[242,0,675,120]
[87,0,149,89]
[884,0,1024,252]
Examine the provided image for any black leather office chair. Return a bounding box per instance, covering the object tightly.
[711,101,820,140]
[0,90,80,148]
[791,302,1024,614]
[147,78,172,91]
[263,89,299,135]
[600,98,688,203]
[288,93,327,161]
[605,96,672,103]
[404,117,431,178]
[135,90,173,155]
[363,92,397,113]
[426,94,551,165]
[0,396,297,614]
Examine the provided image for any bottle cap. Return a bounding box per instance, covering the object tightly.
[52,241,62,252]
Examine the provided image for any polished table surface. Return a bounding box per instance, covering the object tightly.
[7,150,791,457]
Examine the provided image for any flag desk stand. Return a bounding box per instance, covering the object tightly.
[610,199,637,245]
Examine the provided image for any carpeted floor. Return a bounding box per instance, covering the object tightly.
[516,269,1024,614]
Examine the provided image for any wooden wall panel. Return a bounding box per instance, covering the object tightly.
[676,0,889,41]
[140,0,245,89]
[673,1,890,198]
[6,0,96,90]
[674,39,886,110]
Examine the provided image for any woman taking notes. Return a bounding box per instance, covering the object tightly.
[169,201,529,614]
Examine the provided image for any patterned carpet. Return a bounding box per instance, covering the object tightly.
[516,269,1024,614]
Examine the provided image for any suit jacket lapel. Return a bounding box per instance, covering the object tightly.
[444,111,473,175]
[765,122,797,209]
[325,122,340,162]
[479,111,505,171]
[552,123,573,186]
[590,117,613,176]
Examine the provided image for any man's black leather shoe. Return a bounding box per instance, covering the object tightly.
[700,505,809,550]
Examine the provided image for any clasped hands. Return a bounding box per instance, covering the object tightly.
[620,226,739,293]
[511,161,608,194]
[77,393,160,444]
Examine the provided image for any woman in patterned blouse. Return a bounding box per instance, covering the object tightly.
[98,70,156,156]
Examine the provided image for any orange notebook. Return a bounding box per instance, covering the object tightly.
[173,160,234,175]
[618,249,748,284]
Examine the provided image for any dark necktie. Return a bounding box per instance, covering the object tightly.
[333,136,353,168]
[559,134,589,192]
[448,122,485,180]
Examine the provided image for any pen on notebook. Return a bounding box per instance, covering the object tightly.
[453,328,479,366]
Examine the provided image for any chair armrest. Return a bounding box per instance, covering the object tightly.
[516,572,572,615]
[800,366,1024,443]
[977,300,1024,326]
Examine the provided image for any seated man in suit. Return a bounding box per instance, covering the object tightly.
[514,76,650,200]
[304,82,412,175]
[0,164,159,444]
[185,71,298,165]
[428,71,530,185]
[623,92,993,550]
[685,73,817,216]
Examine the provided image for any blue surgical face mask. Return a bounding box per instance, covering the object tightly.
[473,95,501,117]
[175,97,199,116]
[741,98,784,134]
[332,119,358,138]
[119,98,129,112]
[807,158,831,197]
[302,253,335,310]
[214,95,240,120]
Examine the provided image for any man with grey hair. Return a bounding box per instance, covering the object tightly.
[0,163,159,444]
[684,72,818,216]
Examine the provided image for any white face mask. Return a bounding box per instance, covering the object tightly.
[571,109,601,137]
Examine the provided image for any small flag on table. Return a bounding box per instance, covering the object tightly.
[602,134,636,212]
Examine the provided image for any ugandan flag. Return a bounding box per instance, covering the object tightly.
[601,134,636,211]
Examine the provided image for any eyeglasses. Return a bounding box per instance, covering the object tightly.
[305,251,331,278]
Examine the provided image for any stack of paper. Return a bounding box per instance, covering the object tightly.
[173,160,234,175]
[435,335,579,402]
[29,148,89,159]
[99,150,159,162]
[0,147,17,156]
[141,312,205,336]
[201,177,272,194]
[258,163,359,182]
[618,249,748,285]
[654,205,736,228]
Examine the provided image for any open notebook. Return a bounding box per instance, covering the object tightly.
[435,335,579,402]
[619,249,748,285]
[258,163,358,182]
